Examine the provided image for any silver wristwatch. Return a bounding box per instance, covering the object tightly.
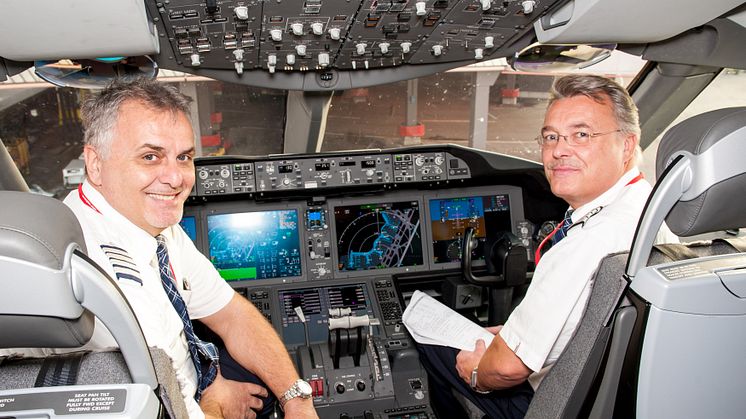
[470,367,491,394]
[279,379,313,407]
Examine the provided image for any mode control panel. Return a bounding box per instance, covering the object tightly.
[196,163,255,195]
[193,149,472,197]
[392,151,448,182]
[255,160,303,191]
[254,154,394,192]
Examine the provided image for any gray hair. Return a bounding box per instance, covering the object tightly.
[549,75,641,138]
[549,74,642,166]
[81,77,193,158]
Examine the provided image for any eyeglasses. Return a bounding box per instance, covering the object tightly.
[536,129,622,147]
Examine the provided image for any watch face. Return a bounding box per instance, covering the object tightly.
[297,380,313,396]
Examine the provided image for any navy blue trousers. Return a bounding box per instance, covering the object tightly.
[216,347,278,418]
[417,344,533,419]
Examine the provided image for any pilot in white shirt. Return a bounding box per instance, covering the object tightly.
[65,180,234,418]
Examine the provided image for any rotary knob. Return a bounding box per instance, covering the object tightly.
[522,0,536,14]
[220,168,230,178]
[295,44,307,56]
[291,23,304,36]
[329,27,341,40]
[335,383,346,394]
[190,53,201,66]
[318,52,330,68]
[415,1,427,16]
[311,22,324,35]
[234,6,249,20]
[269,29,283,42]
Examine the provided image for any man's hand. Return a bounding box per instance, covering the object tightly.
[200,372,268,419]
[282,398,319,419]
[455,339,488,385]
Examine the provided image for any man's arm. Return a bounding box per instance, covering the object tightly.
[455,332,532,391]
[200,293,318,418]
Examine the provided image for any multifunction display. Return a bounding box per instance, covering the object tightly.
[334,201,423,272]
[429,194,512,263]
[207,209,302,281]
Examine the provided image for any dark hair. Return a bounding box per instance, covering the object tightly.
[81,77,193,157]
[549,74,641,140]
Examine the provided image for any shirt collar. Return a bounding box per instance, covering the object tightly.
[81,180,162,260]
[568,167,642,223]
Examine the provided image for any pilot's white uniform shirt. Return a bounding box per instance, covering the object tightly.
[499,168,652,390]
[64,181,234,418]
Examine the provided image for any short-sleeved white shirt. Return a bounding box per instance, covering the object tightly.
[63,181,234,418]
[499,168,651,390]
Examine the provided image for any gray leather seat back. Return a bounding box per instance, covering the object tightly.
[0,191,94,348]
[655,107,746,237]
[0,191,181,418]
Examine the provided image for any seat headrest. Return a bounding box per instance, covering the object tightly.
[0,191,86,269]
[655,107,746,236]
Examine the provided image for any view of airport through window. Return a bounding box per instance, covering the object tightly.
[2,51,746,198]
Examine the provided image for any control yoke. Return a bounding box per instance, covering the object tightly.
[461,227,527,287]
[461,227,528,324]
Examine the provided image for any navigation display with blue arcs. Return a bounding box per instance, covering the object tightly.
[334,201,423,272]
[179,216,198,243]
[207,209,302,281]
[429,194,512,264]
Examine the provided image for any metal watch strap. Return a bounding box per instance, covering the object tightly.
[280,379,311,407]
[470,367,491,394]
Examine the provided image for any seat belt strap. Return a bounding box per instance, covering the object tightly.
[653,243,699,261]
[34,353,85,387]
[714,237,746,253]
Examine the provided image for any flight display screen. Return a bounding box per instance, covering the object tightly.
[334,201,423,272]
[207,209,302,281]
[429,194,512,264]
[179,216,197,243]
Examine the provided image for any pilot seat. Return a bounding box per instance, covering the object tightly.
[0,191,187,418]
[523,107,746,419]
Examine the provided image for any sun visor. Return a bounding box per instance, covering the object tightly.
[534,0,743,44]
[0,0,158,61]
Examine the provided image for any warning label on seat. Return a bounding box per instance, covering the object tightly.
[0,389,126,415]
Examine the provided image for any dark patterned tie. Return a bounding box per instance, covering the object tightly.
[155,235,218,401]
[552,209,574,245]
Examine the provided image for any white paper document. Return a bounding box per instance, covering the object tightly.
[402,290,495,351]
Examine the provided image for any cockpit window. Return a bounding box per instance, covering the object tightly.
[0,78,285,198]
[0,51,645,198]
[323,52,646,162]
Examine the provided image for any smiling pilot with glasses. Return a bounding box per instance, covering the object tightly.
[415,74,677,419]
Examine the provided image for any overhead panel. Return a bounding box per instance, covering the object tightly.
[147,0,566,79]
